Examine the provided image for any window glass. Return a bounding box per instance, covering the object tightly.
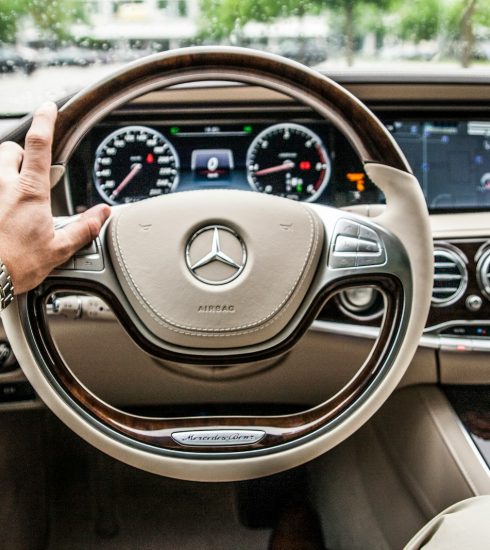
[0,0,489,114]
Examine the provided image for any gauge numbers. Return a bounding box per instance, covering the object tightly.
[246,123,331,202]
[94,126,179,205]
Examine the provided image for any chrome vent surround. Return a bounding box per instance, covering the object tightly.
[432,248,468,307]
[476,248,490,300]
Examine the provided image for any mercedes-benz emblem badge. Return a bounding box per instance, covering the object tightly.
[185,225,247,285]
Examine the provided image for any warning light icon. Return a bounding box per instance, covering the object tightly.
[347,172,366,192]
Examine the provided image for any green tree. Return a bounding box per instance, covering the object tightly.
[199,0,391,66]
[0,0,87,44]
[446,0,490,67]
[0,0,25,42]
[397,0,442,43]
[447,0,490,67]
[199,0,317,42]
[460,0,477,67]
[29,0,87,41]
[325,0,392,66]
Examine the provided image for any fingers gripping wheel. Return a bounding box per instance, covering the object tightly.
[1,47,433,482]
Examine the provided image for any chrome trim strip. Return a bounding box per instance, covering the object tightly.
[311,320,440,350]
[454,418,490,478]
[172,430,265,447]
[311,318,490,353]
[426,319,490,332]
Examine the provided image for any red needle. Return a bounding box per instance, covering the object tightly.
[110,163,142,200]
[254,161,295,176]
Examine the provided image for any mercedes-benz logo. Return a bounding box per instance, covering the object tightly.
[185,225,247,285]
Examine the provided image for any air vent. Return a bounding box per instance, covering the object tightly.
[432,248,467,307]
[477,249,490,300]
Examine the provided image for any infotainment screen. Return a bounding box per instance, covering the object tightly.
[387,120,490,211]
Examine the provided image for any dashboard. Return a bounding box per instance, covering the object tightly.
[2,77,490,412]
[63,82,490,354]
[61,81,490,351]
[69,113,490,214]
[0,69,488,546]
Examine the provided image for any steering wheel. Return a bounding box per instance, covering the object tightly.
[1,47,433,482]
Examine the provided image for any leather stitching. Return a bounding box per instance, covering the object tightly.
[110,196,321,337]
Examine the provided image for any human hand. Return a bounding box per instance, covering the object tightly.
[0,102,111,295]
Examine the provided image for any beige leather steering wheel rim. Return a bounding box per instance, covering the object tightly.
[1,47,433,481]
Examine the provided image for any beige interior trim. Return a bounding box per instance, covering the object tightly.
[374,387,490,511]
[416,387,490,494]
[0,48,434,481]
[49,165,65,189]
[404,495,490,550]
[2,160,434,481]
[342,206,490,241]
[107,189,324,349]
[309,386,490,550]
[430,213,490,239]
[366,164,433,337]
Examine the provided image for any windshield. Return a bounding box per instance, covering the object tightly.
[0,0,489,114]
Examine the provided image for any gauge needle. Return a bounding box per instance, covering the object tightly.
[110,163,142,200]
[254,161,295,176]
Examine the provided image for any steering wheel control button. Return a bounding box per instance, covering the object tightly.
[186,225,246,285]
[356,251,386,267]
[334,235,359,253]
[358,225,378,241]
[76,240,98,256]
[330,255,357,269]
[330,218,385,269]
[72,238,104,271]
[54,238,103,272]
[335,219,360,238]
[357,238,380,254]
[172,430,265,447]
[75,254,104,271]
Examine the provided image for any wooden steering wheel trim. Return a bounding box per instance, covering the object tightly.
[0,48,432,481]
[52,47,411,173]
[26,275,403,454]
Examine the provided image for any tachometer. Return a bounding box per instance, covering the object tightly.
[93,126,179,205]
[246,123,331,202]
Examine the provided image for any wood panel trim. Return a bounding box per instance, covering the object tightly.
[26,276,403,454]
[53,48,410,174]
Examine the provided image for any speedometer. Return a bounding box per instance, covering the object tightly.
[246,123,331,202]
[93,126,179,205]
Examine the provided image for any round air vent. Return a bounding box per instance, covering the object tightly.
[477,249,490,300]
[432,248,467,307]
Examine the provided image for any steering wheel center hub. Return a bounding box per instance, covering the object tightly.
[107,189,325,349]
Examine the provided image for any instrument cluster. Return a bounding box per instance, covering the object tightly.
[70,116,490,215]
[73,120,381,212]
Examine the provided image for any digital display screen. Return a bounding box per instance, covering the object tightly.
[74,118,490,214]
[191,149,234,181]
[387,120,490,211]
[160,123,377,205]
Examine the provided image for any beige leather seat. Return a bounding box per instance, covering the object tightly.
[404,496,490,549]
